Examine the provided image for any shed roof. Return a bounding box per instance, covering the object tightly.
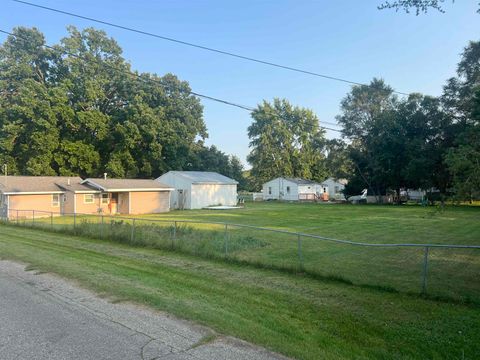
[284,177,319,185]
[83,178,173,192]
[0,176,85,194]
[266,177,319,185]
[161,171,238,185]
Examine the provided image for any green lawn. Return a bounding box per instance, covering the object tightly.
[0,225,479,360]
[143,202,480,245]
[27,202,480,303]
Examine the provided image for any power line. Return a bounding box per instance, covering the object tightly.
[0,29,343,133]
[12,0,410,96]
[321,120,341,127]
[0,29,253,112]
[321,126,342,133]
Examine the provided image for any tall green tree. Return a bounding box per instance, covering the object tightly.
[337,79,453,202]
[247,99,327,188]
[0,26,208,178]
[443,40,480,200]
[324,139,353,180]
[0,27,60,175]
[336,79,397,199]
[446,126,480,202]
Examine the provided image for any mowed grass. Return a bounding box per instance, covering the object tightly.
[0,225,479,360]
[142,202,480,245]
[30,202,480,303]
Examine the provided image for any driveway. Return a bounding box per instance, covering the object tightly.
[0,260,287,360]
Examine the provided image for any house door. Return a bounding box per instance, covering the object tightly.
[109,193,118,214]
[177,190,187,210]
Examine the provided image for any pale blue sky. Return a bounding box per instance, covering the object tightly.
[1,1,479,166]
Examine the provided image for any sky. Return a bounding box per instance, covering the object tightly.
[1,0,479,167]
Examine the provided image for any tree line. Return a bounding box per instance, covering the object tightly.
[0,27,243,182]
[1,26,478,200]
[246,40,479,202]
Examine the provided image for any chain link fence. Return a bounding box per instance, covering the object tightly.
[3,209,480,303]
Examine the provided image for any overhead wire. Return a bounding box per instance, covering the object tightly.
[12,0,410,96]
[0,29,342,133]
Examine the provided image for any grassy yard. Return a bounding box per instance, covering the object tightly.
[143,202,480,245]
[26,202,480,303]
[0,225,479,359]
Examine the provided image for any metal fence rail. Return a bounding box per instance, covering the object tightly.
[2,208,480,303]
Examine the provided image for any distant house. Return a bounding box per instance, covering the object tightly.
[156,171,238,209]
[320,178,348,201]
[0,176,173,218]
[262,177,328,201]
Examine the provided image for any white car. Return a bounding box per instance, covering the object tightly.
[348,189,368,204]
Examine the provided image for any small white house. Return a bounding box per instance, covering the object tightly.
[262,177,327,201]
[320,178,348,201]
[156,171,238,209]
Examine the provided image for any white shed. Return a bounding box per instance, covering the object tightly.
[262,177,327,201]
[156,171,238,209]
[320,178,348,201]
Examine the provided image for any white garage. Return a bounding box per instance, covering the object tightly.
[156,171,238,209]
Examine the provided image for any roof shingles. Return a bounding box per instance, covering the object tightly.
[0,176,172,194]
[0,176,84,193]
[83,178,172,191]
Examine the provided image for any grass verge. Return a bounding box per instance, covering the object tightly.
[0,225,479,359]
[14,205,480,304]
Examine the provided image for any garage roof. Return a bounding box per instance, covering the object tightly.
[165,171,238,185]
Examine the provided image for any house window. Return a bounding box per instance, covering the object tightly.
[334,186,339,193]
[52,194,60,207]
[84,194,95,204]
[101,193,109,204]
[286,186,290,194]
[268,187,272,195]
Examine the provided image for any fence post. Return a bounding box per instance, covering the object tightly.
[421,246,429,294]
[73,212,76,233]
[16,210,19,225]
[297,233,304,270]
[172,221,177,249]
[101,215,104,238]
[50,212,53,229]
[32,210,35,226]
[224,224,229,257]
[131,219,136,242]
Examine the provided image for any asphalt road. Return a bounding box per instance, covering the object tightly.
[0,260,286,360]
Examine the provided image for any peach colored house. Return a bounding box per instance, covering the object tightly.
[77,178,173,215]
[0,176,173,218]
